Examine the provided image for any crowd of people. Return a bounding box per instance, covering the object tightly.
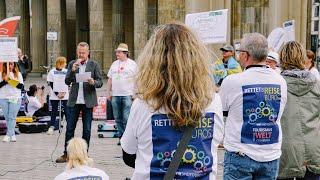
[0,21,320,180]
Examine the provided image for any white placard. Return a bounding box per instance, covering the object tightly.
[267,27,287,53]
[47,32,58,41]
[283,20,295,42]
[53,74,68,92]
[185,9,228,44]
[0,37,18,62]
[76,72,91,82]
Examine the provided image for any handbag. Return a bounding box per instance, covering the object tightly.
[164,126,194,180]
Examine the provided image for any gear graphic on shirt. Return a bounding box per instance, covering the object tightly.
[259,101,265,108]
[182,149,196,164]
[193,160,204,170]
[197,151,205,160]
[160,158,172,168]
[261,107,271,116]
[157,152,164,160]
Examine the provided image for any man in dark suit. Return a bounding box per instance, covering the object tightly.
[56,42,103,163]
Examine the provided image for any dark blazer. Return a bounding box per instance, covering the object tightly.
[65,59,103,108]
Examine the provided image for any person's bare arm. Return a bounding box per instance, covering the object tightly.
[106,78,112,100]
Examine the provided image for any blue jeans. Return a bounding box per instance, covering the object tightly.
[64,104,92,153]
[111,96,132,138]
[0,99,21,136]
[50,100,67,128]
[224,150,280,180]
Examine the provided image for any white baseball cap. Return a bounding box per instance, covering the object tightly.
[267,51,280,65]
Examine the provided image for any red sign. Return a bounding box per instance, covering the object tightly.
[93,97,107,119]
[0,16,20,70]
[0,16,21,37]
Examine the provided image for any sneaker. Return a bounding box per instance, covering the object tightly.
[117,139,121,146]
[47,127,54,135]
[10,135,16,142]
[2,135,10,142]
[56,154,67,163]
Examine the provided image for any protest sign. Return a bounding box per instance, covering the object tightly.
[186,9,228,44]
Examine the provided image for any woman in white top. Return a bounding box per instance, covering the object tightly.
[55,137,109,180]
[306,50,320,81]
[121,23,224,179]
[0,62,24,142]
[46,57,69,135]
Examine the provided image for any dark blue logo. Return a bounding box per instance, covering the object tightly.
[150,113,215,179]
[241,84,281,145]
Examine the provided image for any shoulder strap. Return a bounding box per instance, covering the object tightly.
[164,126,194,180]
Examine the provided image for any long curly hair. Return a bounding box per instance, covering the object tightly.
[2,62,20,79]
[136,22,215,127]
[279,41,306,70]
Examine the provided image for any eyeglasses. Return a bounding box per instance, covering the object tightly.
[236,49,250,56]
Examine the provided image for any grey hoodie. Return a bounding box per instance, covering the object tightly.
[278,69,320,178]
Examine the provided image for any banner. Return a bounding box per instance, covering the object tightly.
[0,16,21,69]
[93,97,107,119]
[0,37,18,62]
[267,28,287,53]
[0,16,21,37]
[283,20,295,42]
[185,9,228,44]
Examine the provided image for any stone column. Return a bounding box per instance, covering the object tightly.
[76,0,89,43]
[31,0,47,73]
[47,0,67,67]
[0,0,6,20]
[89,0,104,67]
[134,0,147,59]
[20,0,30,57]
[103,0,113,73]
[158,0,185,24]
[112,0,124,55]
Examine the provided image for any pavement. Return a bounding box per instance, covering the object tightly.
[0,77,224,180]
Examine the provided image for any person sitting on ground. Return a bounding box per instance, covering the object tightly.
[26,84,49,117]
[54,137,109,180]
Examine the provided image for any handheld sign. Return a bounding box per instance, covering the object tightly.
[0,37,18,62]
[185,9,228,44]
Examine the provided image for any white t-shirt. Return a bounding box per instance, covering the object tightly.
[219,67,287,162]
[54,165,109,180]
[107,59,137,96]
[0,72,23,100]
[47,68,69,100]
[121,94,224,180]
[310,67,320,81]
[26,95,41,116]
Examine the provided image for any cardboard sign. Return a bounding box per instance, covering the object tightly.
[185,9,228,44]
[93,97,107,119]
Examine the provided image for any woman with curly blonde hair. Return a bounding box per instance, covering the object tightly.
[55,137,109,180]
[121,22,224,179]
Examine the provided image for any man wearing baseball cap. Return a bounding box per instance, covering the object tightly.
[266,51,281,73]
[219,45,242,82]
[106,43,137,145]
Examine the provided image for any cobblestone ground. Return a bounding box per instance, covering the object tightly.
[0,77,224,180]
